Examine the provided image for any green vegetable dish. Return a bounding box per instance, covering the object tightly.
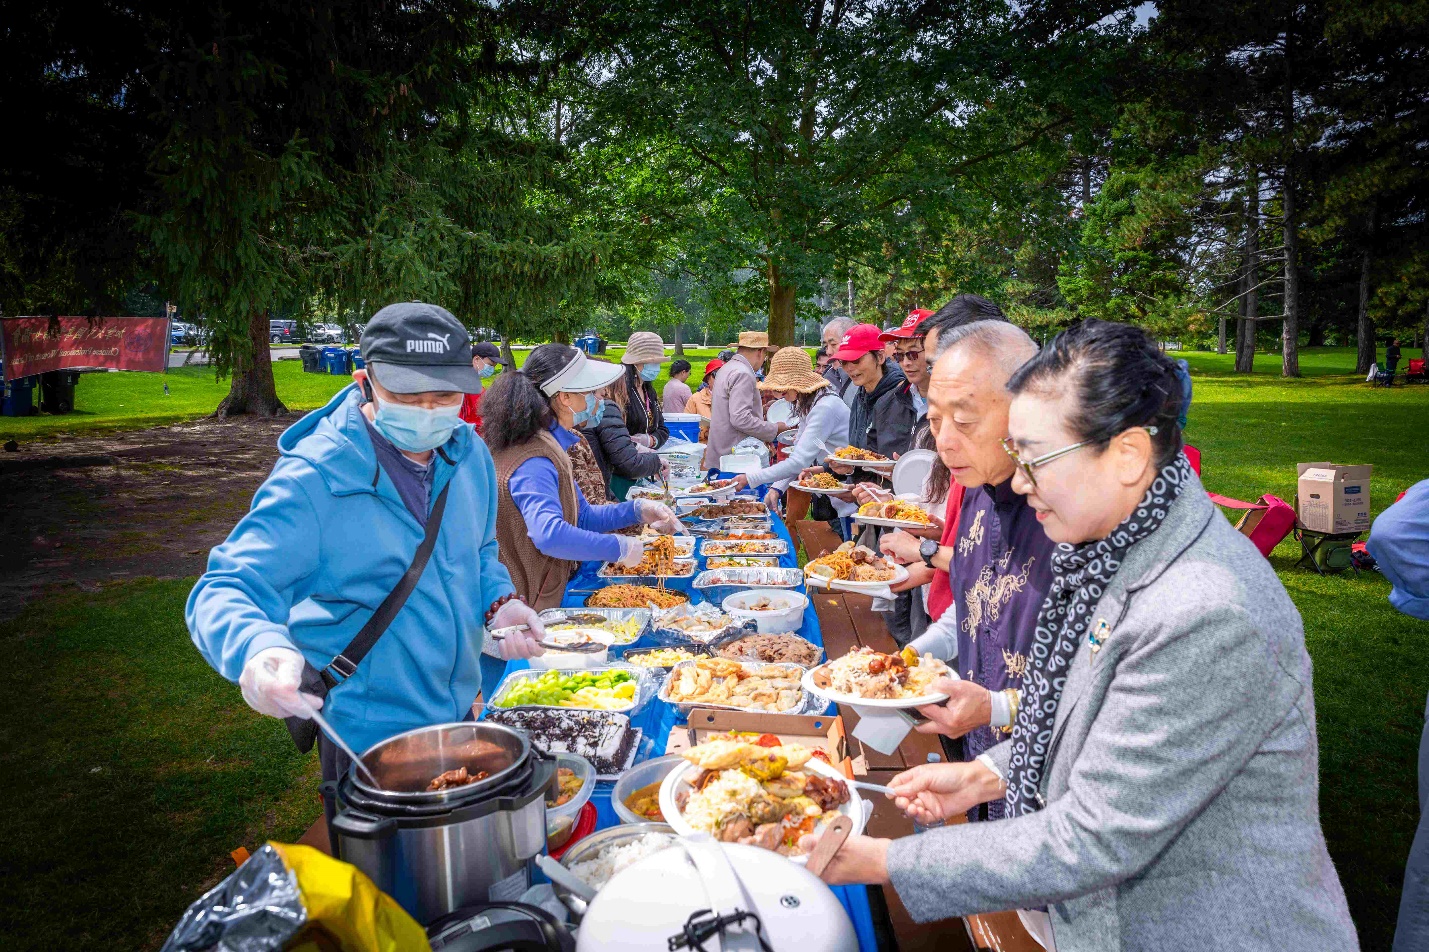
[493,669,638,711]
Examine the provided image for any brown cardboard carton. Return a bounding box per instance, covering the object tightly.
[665,708,866,778]
[1296,462,1373,534]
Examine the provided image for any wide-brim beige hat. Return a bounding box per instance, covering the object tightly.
[758,347,831,393]
[622,331,666,365]
[728,331,778,351]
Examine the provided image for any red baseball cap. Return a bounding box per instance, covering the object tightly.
[879,309,934,342]
[831,324,886,361]
[704,358,725,376]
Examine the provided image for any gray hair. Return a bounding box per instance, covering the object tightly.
[821,316,855,339]
[934,320,1037,379]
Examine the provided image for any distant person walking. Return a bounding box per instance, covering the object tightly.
[662,359,693,416]
[1387,338,1403,386]
[702,332,790,469]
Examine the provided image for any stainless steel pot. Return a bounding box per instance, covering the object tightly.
[327,722,555,925]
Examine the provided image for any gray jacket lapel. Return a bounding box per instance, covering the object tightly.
[1042,476,1217,767]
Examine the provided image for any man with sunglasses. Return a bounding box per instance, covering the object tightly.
[879,309,934,417]
[880,319,1053,822]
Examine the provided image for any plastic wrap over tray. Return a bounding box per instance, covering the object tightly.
[484,663,659,716]
[647,601,756,647]
[692,567,804,590]
[657,658,820,715]
[536,606,652,646]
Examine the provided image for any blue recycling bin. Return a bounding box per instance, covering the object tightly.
[321,347,352,375]
[2,372,36,417]
[575,335,602,355]
[350,348,364,369]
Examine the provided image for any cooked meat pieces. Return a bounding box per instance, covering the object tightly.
[426,767,489,791]
[717,633,820,666]
[752,822,782,851]
[804,774,851,812]
[719,816,755,843]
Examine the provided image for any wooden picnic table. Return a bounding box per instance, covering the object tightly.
[791,501,1041,952]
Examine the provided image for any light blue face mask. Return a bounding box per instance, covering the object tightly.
[640,363,661,382]
[372,394,464,453]
[479,362,496,379]
[571,392,604,428]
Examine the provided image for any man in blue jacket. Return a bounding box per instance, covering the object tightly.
[188,302,546,789]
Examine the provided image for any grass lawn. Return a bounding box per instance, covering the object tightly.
[0,343,1425,950]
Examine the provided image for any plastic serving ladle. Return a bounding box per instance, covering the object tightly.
[294,694,380,787]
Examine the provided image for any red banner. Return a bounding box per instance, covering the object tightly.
[0,316,170,380]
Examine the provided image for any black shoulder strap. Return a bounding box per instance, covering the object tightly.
[320,481,451,687]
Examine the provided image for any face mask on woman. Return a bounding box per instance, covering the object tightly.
[479,362,496,379]
[640,363,661,382]
[570,392,604,427]
[372,395,463,453]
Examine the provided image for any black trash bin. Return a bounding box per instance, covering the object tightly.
[38,370,80,414]
[299,344,323,373]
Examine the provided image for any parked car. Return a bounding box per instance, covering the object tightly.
[269,319,299,345]
[170,322,193,346]
[310,322,345,344]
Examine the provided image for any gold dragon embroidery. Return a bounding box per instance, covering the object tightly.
[958,509,986,557]
[1002,649,1028,681]
[961,551,1036,637]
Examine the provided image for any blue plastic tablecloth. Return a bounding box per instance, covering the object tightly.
[491,505,881,950]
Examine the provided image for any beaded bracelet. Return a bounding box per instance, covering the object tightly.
[485,593,521,626]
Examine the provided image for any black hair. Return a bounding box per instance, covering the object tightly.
[1006,319,1185,468]
[481,342,575,452]
[670,359,691,377]
[717,349,735,361]
[921,294,1007,345]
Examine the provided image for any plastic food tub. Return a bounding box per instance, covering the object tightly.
[722,589,809,634]
[611,754,688,824]
[546,752,596,852]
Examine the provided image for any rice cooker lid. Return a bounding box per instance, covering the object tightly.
[426,901,574,952]
[574,840,858,951]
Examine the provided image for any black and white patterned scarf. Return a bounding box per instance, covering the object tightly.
[1004,453,1194,816]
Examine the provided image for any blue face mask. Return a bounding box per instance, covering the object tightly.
[640,363,661,382]
[372,394,463,453]
[571,392,604,428]
[479,362,496,379]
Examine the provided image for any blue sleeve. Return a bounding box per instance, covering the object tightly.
[1367,480,1429,620]
[576,485,642,534]
[473,448,516,613]
[185,459,323,681]
[509,457,625,563]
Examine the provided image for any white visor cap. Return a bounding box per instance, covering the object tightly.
[538,350,625,397]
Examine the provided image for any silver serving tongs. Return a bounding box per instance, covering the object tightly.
[489,624,607,654]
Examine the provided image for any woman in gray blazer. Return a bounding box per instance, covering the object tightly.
[812,320,1358,951]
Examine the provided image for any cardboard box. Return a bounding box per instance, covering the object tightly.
[665,708,866,778]
[1297,462,1373,534]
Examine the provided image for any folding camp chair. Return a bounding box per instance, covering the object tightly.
[1406,358,1427,384]
[1207,492,1297,558]
[1294,527,1361,575]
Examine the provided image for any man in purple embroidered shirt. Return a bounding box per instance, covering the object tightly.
[881,320,1052,821]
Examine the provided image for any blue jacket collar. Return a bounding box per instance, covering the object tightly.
[547,419,580,451]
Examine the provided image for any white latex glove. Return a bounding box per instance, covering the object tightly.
[616,534,647,566]
[631,433,655,448]
[636,499,682,535]
[490,599,546,660]
[239,646,323,719]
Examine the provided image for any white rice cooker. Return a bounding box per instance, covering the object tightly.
[575,837,859,951]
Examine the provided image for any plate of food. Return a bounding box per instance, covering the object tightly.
[538,608,650,646]
[658,735,865,861]
[585,584,690,610]
[803,542,909,592]
[699,539,788,557]
[659,657,811,713]
[684,499,770,521]
[626,485,676,504]
[802,646,952,708]
[828,445,896,470]
[714,632,823,667]
[793,472,853,495]
[853,498,937,530]
[675,478,740,498]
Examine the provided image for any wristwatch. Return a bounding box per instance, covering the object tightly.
[919,538,940,568]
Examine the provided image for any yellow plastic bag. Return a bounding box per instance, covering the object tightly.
[273,843,431,952]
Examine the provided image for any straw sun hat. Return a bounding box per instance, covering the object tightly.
[621,331,666,365]
[759,347,831,394]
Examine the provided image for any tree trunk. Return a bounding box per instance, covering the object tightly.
[215,310,286,417]
[1422,299,1429,361]
[1235,166,1259,373]
[1217,318,1227,354]
[1355,220,1376,375]
[673,322,685,357]
[768,258,797,346]
[553,328,570,344]
[1280,32,1301,378]
[500,336,516,370]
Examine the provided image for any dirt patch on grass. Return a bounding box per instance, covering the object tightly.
[0,415,301,618]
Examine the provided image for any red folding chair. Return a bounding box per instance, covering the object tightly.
[1207,492,1297,558]
[1406,358,1426,384]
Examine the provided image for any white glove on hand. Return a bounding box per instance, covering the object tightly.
[239,646,323,719]
[636,499,682,535]
[616,535,647,567]
[490,599,546,660]
[631,433,655,448]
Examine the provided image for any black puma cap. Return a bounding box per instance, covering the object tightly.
[360,301,483,394]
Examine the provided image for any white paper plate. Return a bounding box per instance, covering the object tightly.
[766,399,798,426]
[675,482,739,499]
[790,482,854,496]
[891,449,937,497]
[658,754,867,863]
[828,454,895,470]
[803,562,909,592]
[801,663,951,709]
[852,512,938,530]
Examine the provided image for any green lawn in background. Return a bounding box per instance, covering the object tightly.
[0,344,1425,949]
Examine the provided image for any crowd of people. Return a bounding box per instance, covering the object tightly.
[182,295,1429,950]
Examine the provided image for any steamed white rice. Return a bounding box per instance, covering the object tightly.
[568,832,676,891]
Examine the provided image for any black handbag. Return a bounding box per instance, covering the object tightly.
[285,482,451,753]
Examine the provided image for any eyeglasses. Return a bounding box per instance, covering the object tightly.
[1001,428,1157,488]
[895,348,924,363]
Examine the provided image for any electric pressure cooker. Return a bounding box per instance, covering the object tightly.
[324,722,555,925]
